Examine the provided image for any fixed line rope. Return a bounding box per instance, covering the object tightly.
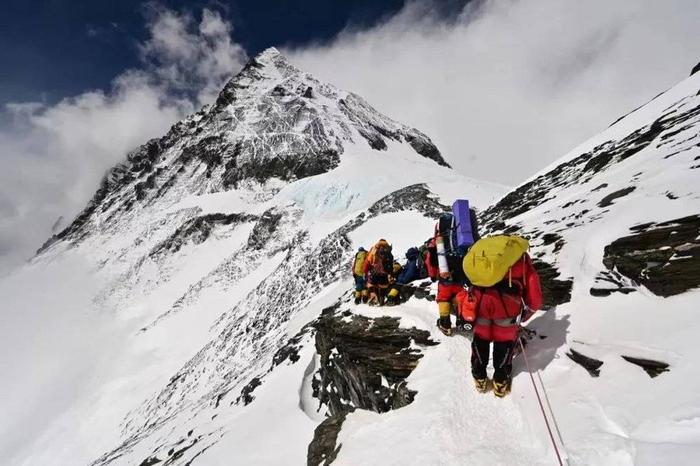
[518,337,564,466]
[537,369,567,459]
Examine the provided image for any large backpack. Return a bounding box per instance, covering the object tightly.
[431,214,469,280]
[463,235,530,287]
[370,242,393,275]
[353,250,367,276]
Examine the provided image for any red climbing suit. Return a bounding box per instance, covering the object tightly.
[472,254,543,342]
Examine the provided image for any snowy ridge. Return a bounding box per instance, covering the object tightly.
[473,67,700,465]
[2,47,700,466]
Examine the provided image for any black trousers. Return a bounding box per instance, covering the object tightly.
[471,335,515,383]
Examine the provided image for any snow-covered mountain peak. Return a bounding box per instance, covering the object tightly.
[253,46,284,63]
[5,44,506,466]
[37,48,463,259]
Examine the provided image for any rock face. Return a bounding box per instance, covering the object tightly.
[602,215,700,296]
[313,309,436,414]
[150,212,258,257]
[307,305,437,466]
[566,349,604,377]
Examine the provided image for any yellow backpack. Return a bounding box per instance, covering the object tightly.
[353,251,367,275]
[463,235,529,287]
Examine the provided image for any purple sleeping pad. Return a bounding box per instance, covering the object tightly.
[452,199,475,247]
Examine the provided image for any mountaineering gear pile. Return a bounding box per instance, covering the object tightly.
[352,248,369,304]
[463,235,543,396]
[364,239,394,306]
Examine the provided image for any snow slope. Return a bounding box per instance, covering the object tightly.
[2,48,700,466]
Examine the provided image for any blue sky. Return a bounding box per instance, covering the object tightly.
[0,0,466,106]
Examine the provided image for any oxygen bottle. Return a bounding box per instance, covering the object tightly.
[436,236,450,277]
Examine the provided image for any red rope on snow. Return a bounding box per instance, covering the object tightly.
[518,337,565,466]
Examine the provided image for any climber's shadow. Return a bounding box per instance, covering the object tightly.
[512,310,570,376]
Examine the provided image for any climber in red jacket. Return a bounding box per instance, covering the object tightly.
[470,254,543,397]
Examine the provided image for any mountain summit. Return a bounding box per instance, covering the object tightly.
[40,48,454,255]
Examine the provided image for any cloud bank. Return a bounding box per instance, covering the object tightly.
[287,0,700,184]
[0,7,247,276]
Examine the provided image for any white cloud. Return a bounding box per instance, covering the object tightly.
[0,6,247,276]
[286,0,700,184]
[139,5,247,105]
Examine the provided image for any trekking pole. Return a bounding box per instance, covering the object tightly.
[518,337,565,466]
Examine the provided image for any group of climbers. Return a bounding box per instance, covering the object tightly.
[350,198,543,398]
[352,241,429,307]
[352,239,395,306]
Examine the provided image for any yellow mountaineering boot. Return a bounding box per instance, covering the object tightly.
[474,378,489,393]
[385,287,400,306]
[493,379,511,398]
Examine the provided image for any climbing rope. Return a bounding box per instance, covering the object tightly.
[518,337,565,466]
[537,369,567,458]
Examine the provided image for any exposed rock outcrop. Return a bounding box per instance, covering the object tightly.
[566,348,604,377]
[307,305,437,465]
[621,356,670,378]
[602,215,700,296]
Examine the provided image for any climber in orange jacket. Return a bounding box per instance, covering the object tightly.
[363,239,394,306]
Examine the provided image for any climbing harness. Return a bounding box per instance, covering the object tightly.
[518,337,567,466]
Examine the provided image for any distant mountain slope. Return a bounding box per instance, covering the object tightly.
[0,49,503,466]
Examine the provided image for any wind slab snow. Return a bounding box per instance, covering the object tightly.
[1,48,700,466]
